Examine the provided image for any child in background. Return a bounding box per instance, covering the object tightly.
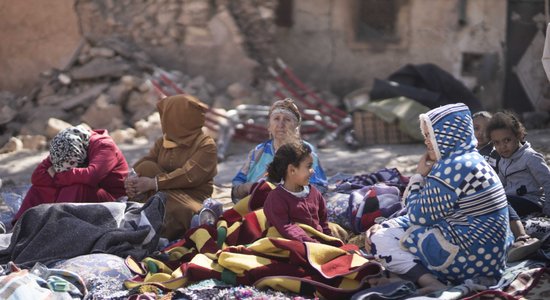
[474,111,540,262]
[473,111,500,171]
[487,112,550,261]
[366,103,510,294]
[263,142,332,243]
[487,111,550,217]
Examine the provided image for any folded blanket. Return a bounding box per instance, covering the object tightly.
[0,192,166,267]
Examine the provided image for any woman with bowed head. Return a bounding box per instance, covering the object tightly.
[14,126,129,222]
[231,98,327,202]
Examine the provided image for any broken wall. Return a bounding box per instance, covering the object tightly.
[1,0,508,112]
[0,0,82,93]
[274,0,507,111]
[73,0,261,89]
[0,0,267,95]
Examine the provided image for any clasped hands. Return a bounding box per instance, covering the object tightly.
[125,174,156,198]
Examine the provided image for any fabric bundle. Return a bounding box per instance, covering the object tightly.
[0,192,166,267]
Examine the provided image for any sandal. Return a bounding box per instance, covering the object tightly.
[507,235,541,262]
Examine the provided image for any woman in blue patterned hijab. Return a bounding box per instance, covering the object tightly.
[365,103,512,294]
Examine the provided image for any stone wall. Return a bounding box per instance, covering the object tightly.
[0,0,81,93]
[0,0,276,94]
[273,0,507,111]
[73,0,272,88]
[0,0,510,111]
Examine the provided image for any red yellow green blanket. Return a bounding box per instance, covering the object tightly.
[125,182,384,299]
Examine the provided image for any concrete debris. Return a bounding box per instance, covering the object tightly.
[0,137,23,154]
[57,73,72,85]
[0,105,16,126]
[110,128,137,145]
[70,57,131,80]
[0,92,21,126]
[134,112,162,142]
[46,118,73,139]
[60,83,110,111]
[81,94,125,130]
[88,47,116,58]
[0,0,343,155]
[19,135,47,151]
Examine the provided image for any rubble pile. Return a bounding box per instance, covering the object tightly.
[0,0,343,155]
[74,0,278,87]
[0,38,278,155]
[227,0,278,81]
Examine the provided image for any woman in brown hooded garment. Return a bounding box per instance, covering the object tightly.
[125,94,218,240]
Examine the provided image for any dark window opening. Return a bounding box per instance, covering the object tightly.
[275,0,293,27]
[355,0,402,43]
[462,52,485,77]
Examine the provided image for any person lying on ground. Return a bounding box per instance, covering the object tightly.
[231,98,327,203]
[364,103,512,295]
[125,94,218,241]
[13,126,128,222]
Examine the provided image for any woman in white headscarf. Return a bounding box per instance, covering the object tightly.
[231,98,327,202]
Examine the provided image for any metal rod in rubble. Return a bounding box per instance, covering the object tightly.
[158,72,273,142]
[274,90,337,130]
[149,79,168,99]
[150,78,219,132]
[160,73,186,95]
[276,58,348,119]
[159,72,231,121]
[269,67,321,117]
[269,67,341,125]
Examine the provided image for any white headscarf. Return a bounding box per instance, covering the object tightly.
[49,126,91,172]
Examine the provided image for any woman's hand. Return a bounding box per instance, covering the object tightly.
[47,166,56,178]
[364,224,382,254]
[416,152,434,177]
[125,176,156,198]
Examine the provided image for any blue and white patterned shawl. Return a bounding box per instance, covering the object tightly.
[390,103,512,284]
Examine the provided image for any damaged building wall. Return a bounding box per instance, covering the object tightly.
[73,0,261,89]
[274,0,507,111]
[1,0,507,111]
[0,0,266,95]
[0,0,82,93]
[0,0,282,151]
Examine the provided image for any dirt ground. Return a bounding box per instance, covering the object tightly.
[2,128,550,203]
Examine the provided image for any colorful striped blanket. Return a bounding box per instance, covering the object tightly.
[125,182,385,299]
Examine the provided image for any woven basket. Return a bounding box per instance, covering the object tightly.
[352,110,416,145]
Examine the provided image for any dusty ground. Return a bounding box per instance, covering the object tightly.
[1,129,550,203]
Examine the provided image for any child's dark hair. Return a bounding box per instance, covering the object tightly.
[472,111,492,119]
[267,141,312,183]
[485,111,527,142]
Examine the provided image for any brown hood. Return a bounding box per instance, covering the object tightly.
[157,94,208,146]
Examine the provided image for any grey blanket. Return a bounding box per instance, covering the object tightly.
[0,192,166,267]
